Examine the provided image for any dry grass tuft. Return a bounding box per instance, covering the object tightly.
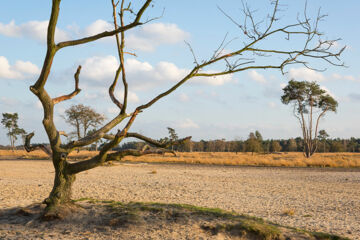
[281,209,295,216]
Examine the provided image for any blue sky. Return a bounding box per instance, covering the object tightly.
[0,0,359,145]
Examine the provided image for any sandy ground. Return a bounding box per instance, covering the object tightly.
[0,160,359,239]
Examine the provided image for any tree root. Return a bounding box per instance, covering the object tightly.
[41,202,83,221]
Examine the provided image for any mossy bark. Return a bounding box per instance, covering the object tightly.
[42,155,76,220]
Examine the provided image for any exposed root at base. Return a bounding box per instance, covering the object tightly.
[42,202,84,221]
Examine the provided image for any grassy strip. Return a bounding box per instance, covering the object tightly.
[5,150,360,168]
[74,198,349,240]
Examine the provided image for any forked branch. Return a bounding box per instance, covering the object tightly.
[68,130,125,174]
[53,66,81,104]
[55,0,152,49]
[24,132,52,157]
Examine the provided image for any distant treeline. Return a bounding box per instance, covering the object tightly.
[2,137,359,153]
[117,137,360,153]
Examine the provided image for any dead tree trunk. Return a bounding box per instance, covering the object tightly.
[24,0,342,218]
[43,157,76,219]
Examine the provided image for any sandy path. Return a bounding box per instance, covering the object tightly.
[0,160,359,239]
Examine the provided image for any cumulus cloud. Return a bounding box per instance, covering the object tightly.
[191,73,234,86]
[288,67,325,82]
[84,19,112,37]
[177,118,199,129]
[0,20,70,43]
[331,73,359,82]
[79,56,234,91]
[248,70,267,84]
[0,19,188,51]
[0,56,40,80]
[126,23,190,52]
[80,20,189,52]
[125,59,188,90]
[80,55,119,82]
[115,90,140,103]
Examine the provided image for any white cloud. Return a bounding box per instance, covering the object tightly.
[84,19,112,37]
[331,73,359,82]
[192,73,234,86]
[177,118,199,129]
[0,56,21,79]
[248,70,267,84]
[0,20,70,43]
[69,20,189,52]
[288,67,325,82]
[81,55,119,82]
[153,61,188,81]
[0,56,40,80]
[115,90,140,103]
[78,56,235,92]
[127,23,190,52]
[13,60,40,75]
[0,19,189,51]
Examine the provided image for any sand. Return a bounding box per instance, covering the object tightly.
[0,160,359,239]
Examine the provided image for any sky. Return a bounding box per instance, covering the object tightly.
[0,0,359,146]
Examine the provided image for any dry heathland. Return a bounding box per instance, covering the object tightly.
[1,160,357,239]
[1,150,360,168]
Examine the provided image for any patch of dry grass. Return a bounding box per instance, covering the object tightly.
[2,150,360,167]
[0,149,98,160]
[123,152,360,168]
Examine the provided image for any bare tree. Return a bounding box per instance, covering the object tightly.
[24,0,343,218]
[281,80,338,158]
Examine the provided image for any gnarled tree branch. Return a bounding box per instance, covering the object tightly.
[53,65,81,104]
[103,132,191,149]
[24,132,52,157]
[55,0,152,50]
[68,129,124,174]
[64,113,128,150]
[106,146,176,162]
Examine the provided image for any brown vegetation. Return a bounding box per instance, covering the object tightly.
[2,150,360,168]
[0,199,348,240]
[119,152,360,168]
